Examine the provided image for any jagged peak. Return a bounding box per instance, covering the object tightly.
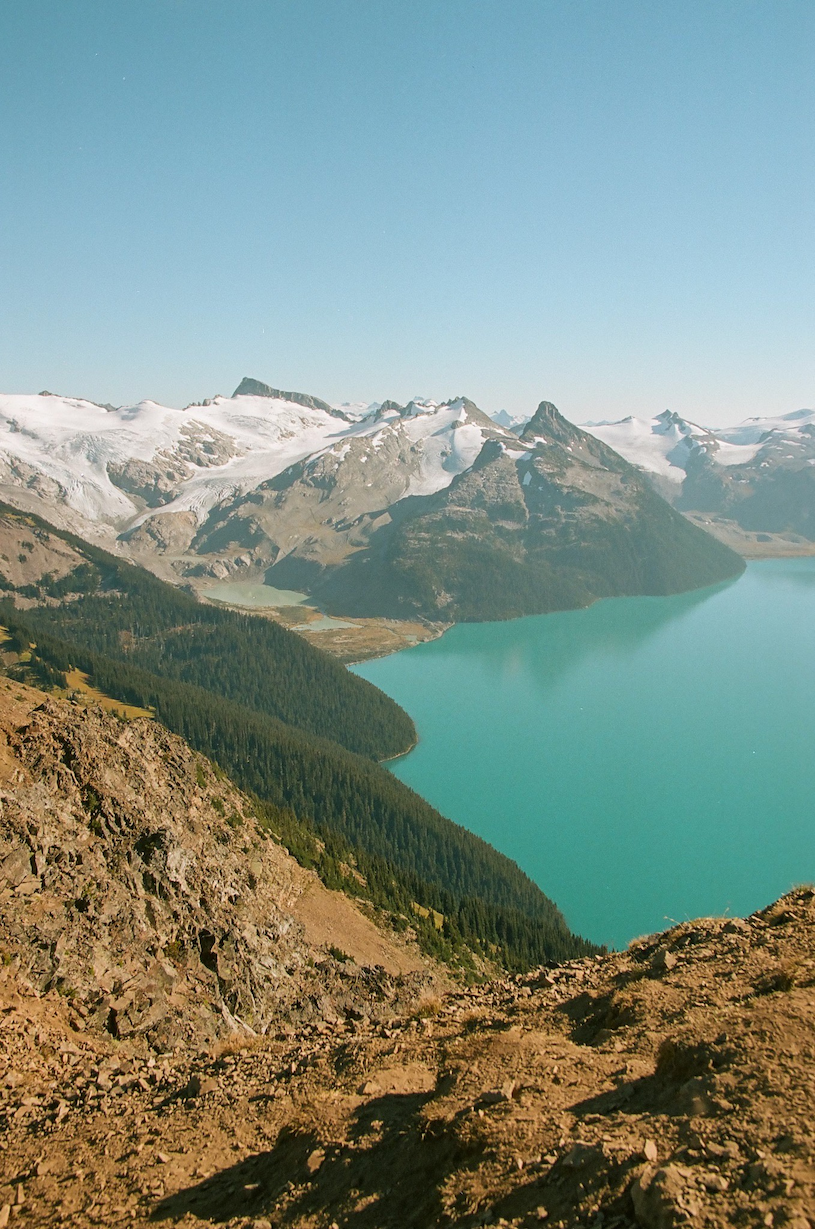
[520,400,578,445]
[490,409,530,432]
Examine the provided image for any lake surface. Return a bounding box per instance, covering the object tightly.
[353,559,815,950]
[203,583,354,630]
[203,583,309,608]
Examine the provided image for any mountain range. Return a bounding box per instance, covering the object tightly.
[0,378,743,620]
[0,378,511,556]
[1,383,812,1226]
[582,407,815,540]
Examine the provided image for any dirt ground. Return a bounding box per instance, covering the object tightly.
[260,606,447,664]
[2,888,815,1228]
[682,513,815,559]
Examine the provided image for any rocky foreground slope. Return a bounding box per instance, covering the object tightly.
[0,679,442,1054]
[2,891,814,1229]
[0,687,814,1227]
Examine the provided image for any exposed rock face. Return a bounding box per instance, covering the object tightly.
[191,397,516,589]
[0,512,86,595]
[120,510,198,555]
[0,680,440,1054]
[306,402,744,621]
[0,454,66,505]
[231,377,350,419]
[2,864,815,1226]
[107,456,191,507]
[108,421,240,508]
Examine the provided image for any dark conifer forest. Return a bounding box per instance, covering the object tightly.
[0,503,597,970]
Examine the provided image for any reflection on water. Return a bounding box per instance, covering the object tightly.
[354,560,815,949]
[763,560,815,587]
[431,578,732,698]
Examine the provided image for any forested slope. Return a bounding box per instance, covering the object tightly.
[6,531,413,760]
[0,504,596,969]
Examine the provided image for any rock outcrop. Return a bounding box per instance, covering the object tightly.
[2,876,815,1226]
[0,680,441,1055]
[1,684,814,1228]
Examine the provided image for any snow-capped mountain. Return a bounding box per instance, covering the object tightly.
[582,407,815,486]
[488,409,531,433]
[0,378,515,573]
[300,399,743,620]
[0,380,745,618]
[581,411,719,490]
[184,392,518,584]
[581,408,815,537]
[0,388,348,531]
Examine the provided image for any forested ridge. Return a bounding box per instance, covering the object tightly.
[0,503,597,969]
[7,528,413,761]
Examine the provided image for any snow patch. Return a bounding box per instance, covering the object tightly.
[0,386,538,531]
[580,409,785,480]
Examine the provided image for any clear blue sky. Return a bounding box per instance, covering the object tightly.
[1,1,813,425]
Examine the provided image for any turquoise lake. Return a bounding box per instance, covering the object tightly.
[352,559,815,950]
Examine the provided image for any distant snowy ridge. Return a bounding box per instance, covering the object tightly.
[0,386,747,619]
[2,382,811,591]
[489,409,531,433]
[0,384,512,528]
[581,407,815,486]
[580,406,815,541]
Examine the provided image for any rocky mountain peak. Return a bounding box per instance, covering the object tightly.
[470,437,506,470]
[490,408,530,432]
[375,398,405,417]
[231,377,350,420]
[521,399,579,445]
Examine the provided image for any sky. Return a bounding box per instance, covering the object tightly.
[1,1,814,426]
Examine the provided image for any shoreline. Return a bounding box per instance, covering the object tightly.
[351,556,815,949]
[681,512,815,559]
[376,737,419,764]
[191,535,813,668]
[196,585,452,664]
